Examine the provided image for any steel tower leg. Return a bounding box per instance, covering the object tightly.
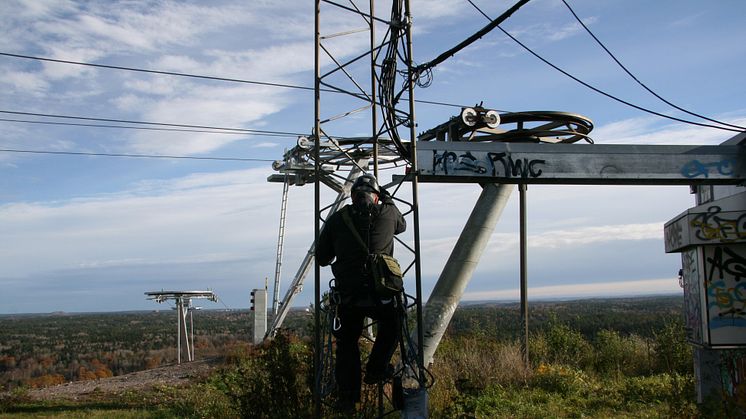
[176,297,182,364]
[421,183,513,365]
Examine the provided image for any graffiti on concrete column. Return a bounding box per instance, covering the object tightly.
[682,249,703,344]
[690,206,746,242]
[705,245,746,336]
[431,150,546,179]
[664,220,684,251]
[707,246,746,283]
[720,351,746,410]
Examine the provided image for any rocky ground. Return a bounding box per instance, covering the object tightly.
[21,358,220,402]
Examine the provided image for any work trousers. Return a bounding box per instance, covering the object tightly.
[333,300,401,405]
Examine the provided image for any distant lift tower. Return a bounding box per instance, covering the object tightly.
[250,288,268,345]
[145,290,217,364]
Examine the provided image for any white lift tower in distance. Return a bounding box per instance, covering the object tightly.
[145,290,217,364]
[251,288,268,345]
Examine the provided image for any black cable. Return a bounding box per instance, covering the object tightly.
[0,118,298,138]
[0,110,305,136]
[465,0,744,133]
[0,148,274,162]
[560,0,745,131]
[0,52,464,109]
[0,52,315,92]
[415,0,531,74]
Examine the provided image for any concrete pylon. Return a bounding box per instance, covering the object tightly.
[421,183,513,365]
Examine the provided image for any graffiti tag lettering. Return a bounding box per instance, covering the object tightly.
[706,246,746,283]
[681,159,735,178]
[705,245,746,332]
[690,206,746,242]
[682,249,703,343]
[486,152,545,178]
[664,220,684,251]
[431,150,546,179]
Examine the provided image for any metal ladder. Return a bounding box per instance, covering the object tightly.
[272,173,290,316]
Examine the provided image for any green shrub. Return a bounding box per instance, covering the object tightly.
[210,332,312,418]
[169,383,237,419]
[543,321,593,369]
[593,329,651,376]
[652,319,692,375]
[531,364,592,396]
[621,374,670,403]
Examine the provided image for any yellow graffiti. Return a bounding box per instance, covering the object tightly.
[691,219,746,242]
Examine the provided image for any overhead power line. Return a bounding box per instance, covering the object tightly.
[0,110,305,137]
[0,52,315,92]
[0,148,274,162]
[0,117,297,138]
[0,52,463,109]
[465,0,744,133]
[416,0,531,74]
[560,0,745,131]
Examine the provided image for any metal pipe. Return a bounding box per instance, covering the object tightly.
[313,1,322,415]
[519,183,529,366]
[190,306,195,361]
[421,183,513,364]
[370,0,378,178]
[403,0,427,381]
[176,298,181,364]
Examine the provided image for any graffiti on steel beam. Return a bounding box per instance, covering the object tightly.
[705,245,746,332]
[690,206,746,242]
[431,150,546,179]
[681,159,736,179]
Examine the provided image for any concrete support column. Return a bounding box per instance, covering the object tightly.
[421,183,513,364]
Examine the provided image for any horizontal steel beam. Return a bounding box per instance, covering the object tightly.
[416,142,745,185]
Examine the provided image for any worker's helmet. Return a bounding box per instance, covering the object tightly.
[351,173,380,196]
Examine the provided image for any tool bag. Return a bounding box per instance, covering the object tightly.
[341,207,404,298]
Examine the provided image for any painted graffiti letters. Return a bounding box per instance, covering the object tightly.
[706,246,746,283]
[487,152,546,179]
[704,244,746,333]
[431,151,488,175]
[690,206,746,243]
[681,158,735,179]
[681,249,703,343]
[430,149,546,179]
[664,220,684,251]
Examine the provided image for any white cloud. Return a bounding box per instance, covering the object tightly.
[0,168,280,277]
[593,115,746,145]
[530,222,662,248]
[462,277,681,301]
[1,70,50,94]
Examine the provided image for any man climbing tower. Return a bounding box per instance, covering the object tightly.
[317,173,406,411]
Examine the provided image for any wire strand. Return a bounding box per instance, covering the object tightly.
[0,110,305,136]
[0,52,464,109]
[465,0,744,133]
[0,52,316,92]
[0,117,298,138]
[0,148,274,162]
[560,0,745,131]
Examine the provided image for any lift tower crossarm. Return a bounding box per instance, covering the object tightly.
[417,141,745,185]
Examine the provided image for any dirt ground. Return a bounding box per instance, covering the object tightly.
[21,358,220,401]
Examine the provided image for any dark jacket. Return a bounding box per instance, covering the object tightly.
[317,201,406,296]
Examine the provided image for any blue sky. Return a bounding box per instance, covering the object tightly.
[1,0,744,313]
